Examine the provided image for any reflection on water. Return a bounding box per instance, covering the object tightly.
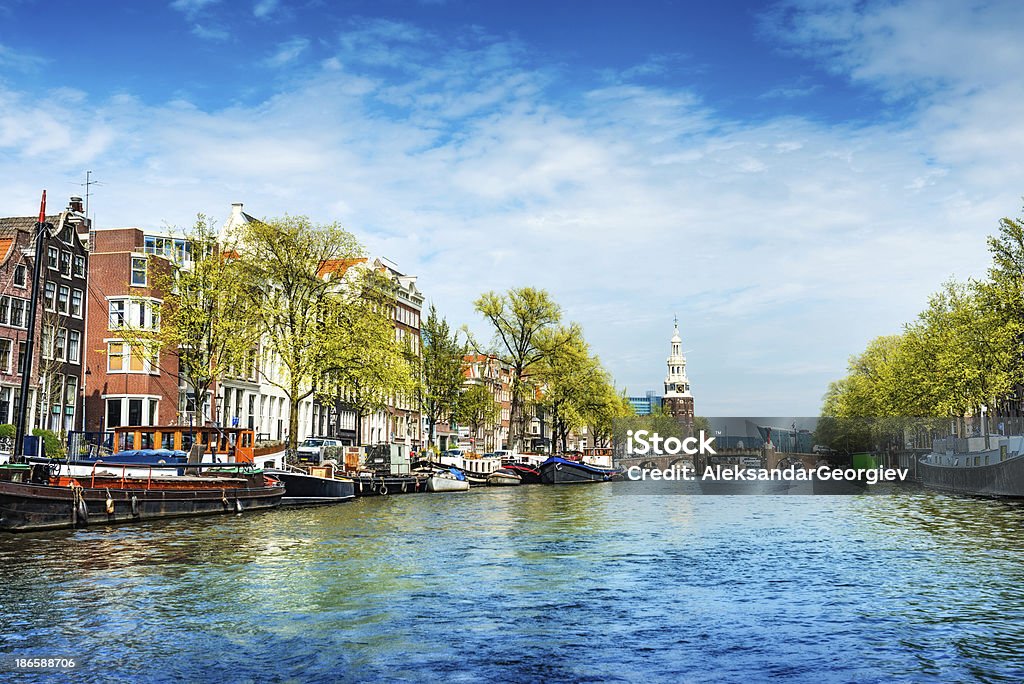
[2,485,1024,682]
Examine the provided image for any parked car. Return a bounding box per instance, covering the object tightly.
[297,437,343,463]
[812,444,833,455]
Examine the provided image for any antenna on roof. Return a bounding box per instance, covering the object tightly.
[79,170,103,220]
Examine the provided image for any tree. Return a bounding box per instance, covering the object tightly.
[472,288,566,451]
[982,208,1024,399]
[455,383,499,454]
[587,387,634,449]
[535,324,616,452]
[421,305,466,449]
[236,215,365,454]
[113,215,255,425]
[321,270,415,446]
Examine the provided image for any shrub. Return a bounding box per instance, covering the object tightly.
[0,424,15,440]
[31,429,66,459]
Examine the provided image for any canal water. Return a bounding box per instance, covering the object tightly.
[2,484,1024,683]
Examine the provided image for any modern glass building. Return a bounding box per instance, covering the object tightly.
[628,391,663,416]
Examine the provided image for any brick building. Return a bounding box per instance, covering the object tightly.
[0,197,89,434]
[84,227,180,432]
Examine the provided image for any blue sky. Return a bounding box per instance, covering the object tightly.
[2,0,1023,414]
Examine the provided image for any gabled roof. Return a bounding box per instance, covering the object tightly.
[317,257,368,278]
[0,214,61,236]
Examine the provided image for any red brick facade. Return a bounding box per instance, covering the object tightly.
[84,228,180,432]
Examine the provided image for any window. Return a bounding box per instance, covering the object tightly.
[73,255,85,277]
[131,257,147,286]
[13,265,26,287]
[67,330,81,364]
[44,282,56,311]
[64,376,77,410]
[60,251,71,277]
[58,285,70,314]
[0,339,10,372]
[47,246,58,270]
[107,342,157,374]
[41,325,53,360]
[109,300,126,328]
[71,289,83,317]
[108,342,124,371]
[0,297,9,326]
[17,342,25,375]
[129,347,145,371]
[54,328,67,361]
[128,398,143,425]
[108,298,159,330]
[10,298,24,328]
[106,398,122,429]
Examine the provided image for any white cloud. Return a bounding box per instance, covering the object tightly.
[0,42,47,71]
[170,0,219,19]
[264,37,309,67]
[253,0,278,19]
[191,23,230,41]
[2,1,1022,414]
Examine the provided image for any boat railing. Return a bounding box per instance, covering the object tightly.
[75,459,262,490]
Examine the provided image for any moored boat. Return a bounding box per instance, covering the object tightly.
[352,474,426,496]
[265,463,355,506]
[919,435,1024,498]
[0,462,284,532]
[425,468,470,492]
[501,462,542,484]
[539,456,619,484]
[486,468,521,486]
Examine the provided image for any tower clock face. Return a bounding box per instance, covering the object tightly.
[676,383,687,393]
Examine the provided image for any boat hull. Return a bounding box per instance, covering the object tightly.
[352,475,426,496]
[502,464,542,484]
[265,470,355,505]
[486,470,521,486]
[539,458,617,484]
[425,475,470,492]
[0,479,284,532]
[918,455,1024,498]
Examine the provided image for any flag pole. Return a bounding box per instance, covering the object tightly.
[13,191,48,463]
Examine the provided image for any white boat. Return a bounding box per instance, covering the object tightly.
[486,468,522,486]
[426,469,470,492]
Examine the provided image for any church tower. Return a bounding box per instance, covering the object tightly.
[663,317,695,421]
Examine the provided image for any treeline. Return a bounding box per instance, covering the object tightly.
[818,208,1024,451]
[423,287,634,453]
[125,215,632,455]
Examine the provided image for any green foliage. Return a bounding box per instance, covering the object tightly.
[822,205,1024,441]
[0,423,15,440]
[237,215,369,451]
[421,305,466,447]
[115,215,256,421]
[32,428,65,459]
[454,383,499,450]
[472,287,564,450]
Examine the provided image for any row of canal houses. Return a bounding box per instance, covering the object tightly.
[0,196,554,454]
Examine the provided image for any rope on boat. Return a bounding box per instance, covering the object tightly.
[379,483,388,496]
[105,489,115,515]
[70,484,88,527]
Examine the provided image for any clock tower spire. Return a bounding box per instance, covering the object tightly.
[663,317,695,421]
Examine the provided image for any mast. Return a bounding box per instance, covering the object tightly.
[13,191,48,463]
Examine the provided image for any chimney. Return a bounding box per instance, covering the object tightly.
[69,196,84,214]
